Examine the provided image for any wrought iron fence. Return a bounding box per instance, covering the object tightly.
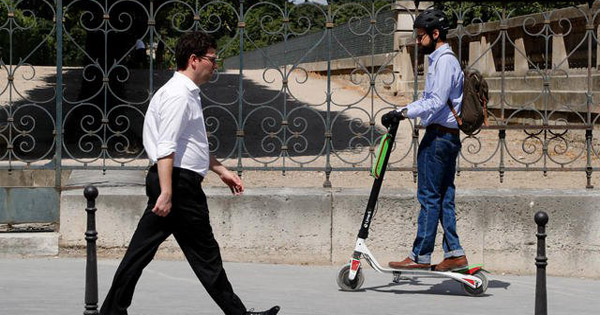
[1,0,600,188]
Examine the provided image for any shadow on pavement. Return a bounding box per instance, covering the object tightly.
[488,279,511,290]
[358,278,509,297]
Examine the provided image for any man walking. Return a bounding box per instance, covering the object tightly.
[99,31,280,315]
[382,9,468,272]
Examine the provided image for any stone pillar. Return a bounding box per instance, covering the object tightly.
[481,35,496,75]
[396,37,414,93]
[393,1,433,93]
[469,39,482,73]
[514,37,529,75]
[393,1,434,41]
[467,36,496,75]
[597,26,600,69]
[552,34,569,70]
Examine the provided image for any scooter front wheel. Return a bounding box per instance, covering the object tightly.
[336,264,365,291]
[462,270,488,296]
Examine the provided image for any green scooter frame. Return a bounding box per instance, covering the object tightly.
[336,119,488,297]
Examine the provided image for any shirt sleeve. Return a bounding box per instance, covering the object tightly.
[405,55,456,120]
[156,94,191,159]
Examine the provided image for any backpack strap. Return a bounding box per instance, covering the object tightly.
[447,99,462,126]
[434,50,462,126]
[482,94,488,126]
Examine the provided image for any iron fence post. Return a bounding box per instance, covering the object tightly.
[411,1,419,184]
[586,7,594,189]
[534,211,549,315]
[323,3,333,188]
[499,129,506,183]
[55,0,63,189]
[237,0,245,177]
[586,129,593,189]
[84,185,99,315]
[499,2,507,184]
[149,1,155,92]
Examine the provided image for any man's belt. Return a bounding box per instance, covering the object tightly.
[426,123,459,135]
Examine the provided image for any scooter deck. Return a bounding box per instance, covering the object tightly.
[391,264,484,274]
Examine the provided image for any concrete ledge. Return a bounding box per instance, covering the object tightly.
[0,232,59,257]
[60,187,333,264]
[60,187,600,278]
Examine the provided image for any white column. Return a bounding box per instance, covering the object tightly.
[514,37,529,75]
[393,1,433,93]
[596,26,600,69]
[481,35,496,75]
[469,40,482,73]
[395,37,414,93]
[552,34,569,70]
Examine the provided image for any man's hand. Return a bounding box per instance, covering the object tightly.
[220,171,244,195]
[152,192,172,217]
[210,154,244,196]
[153,153,174,217]
[381,108,407,127]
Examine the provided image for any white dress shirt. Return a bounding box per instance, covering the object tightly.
[143,72,210,176]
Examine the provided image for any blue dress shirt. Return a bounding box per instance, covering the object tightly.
[404,43,464,129]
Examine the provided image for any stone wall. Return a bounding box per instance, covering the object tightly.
[60,187,600,278]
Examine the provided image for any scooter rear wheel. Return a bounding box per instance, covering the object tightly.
[336,264,365,291]
[462,270,488,296]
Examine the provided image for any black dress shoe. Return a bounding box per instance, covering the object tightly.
[244,305,280,315]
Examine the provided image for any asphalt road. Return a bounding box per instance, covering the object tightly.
[1,257,598,315]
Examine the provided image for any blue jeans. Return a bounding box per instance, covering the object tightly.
[409,128,464,264]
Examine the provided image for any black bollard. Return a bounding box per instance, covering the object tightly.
[534,211,549,315]
[84,186,99,315]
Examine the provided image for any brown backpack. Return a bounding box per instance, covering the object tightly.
[438,51,489,135]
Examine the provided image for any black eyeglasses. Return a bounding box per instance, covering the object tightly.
[416,33,427,41]
[199,55,218,64]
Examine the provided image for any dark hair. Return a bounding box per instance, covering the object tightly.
[414,9,449,41]
[175,31,217,70]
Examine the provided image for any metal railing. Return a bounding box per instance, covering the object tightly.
[1,0,600,188]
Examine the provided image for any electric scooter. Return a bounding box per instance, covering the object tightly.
[336,118,488,296]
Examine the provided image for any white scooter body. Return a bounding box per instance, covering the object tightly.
[348,238,485,290]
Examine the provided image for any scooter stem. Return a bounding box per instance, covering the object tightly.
[357,120,400,239]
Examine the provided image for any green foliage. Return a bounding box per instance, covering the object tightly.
[160,36,180,70]
[62,8,87,67]
[0,2,89,67]
[0,6,55,66]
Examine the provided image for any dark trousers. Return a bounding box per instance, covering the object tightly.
[99,166,246,315]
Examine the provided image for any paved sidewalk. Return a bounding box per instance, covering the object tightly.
[1,257,598,315]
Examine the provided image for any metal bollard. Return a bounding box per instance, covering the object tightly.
[534,211,549,315]
[84,186,99,315]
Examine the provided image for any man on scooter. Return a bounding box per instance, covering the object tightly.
[381,8,467,271]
